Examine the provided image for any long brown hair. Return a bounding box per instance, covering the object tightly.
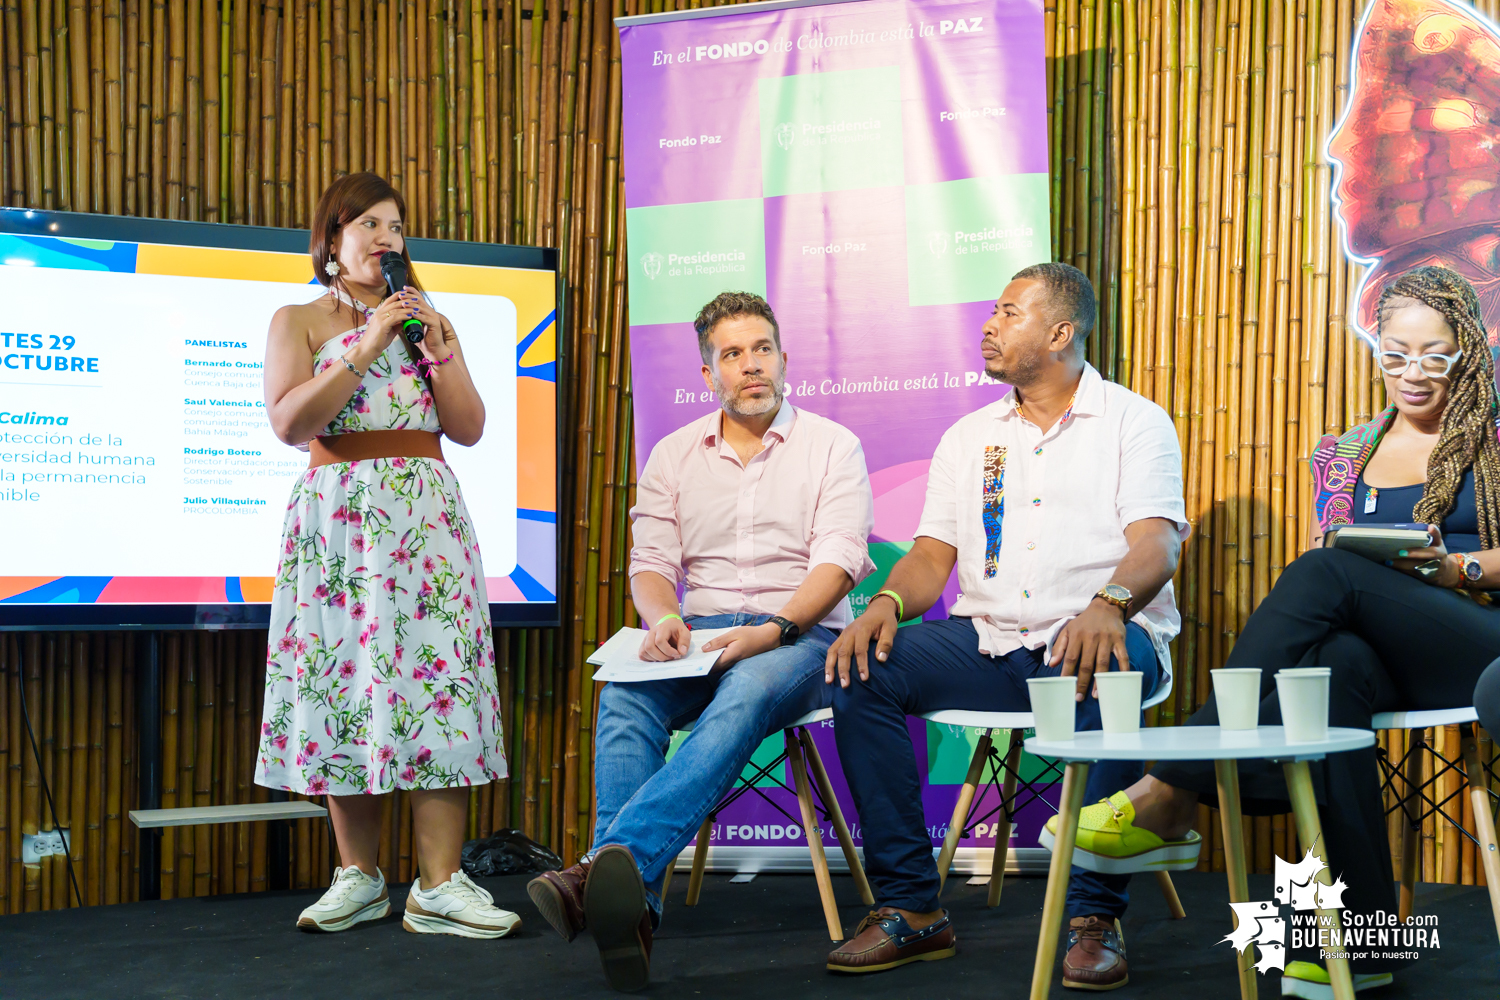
[1376,265,1500,548]
[309,172,424,328]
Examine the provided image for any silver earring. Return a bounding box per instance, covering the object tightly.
[324,259,341,277]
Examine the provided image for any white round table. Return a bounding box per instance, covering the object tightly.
[1021,726,1376,1000]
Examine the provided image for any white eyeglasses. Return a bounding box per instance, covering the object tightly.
[1377,349,1462,379]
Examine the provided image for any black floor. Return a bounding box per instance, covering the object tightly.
[1,870,1492,999]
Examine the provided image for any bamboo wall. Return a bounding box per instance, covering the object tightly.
[1,0,1497,915]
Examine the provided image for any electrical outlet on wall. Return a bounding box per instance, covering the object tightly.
[20,829,70,865]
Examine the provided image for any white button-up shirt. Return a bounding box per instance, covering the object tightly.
[629,403,875,628]
[915,364,1189,680]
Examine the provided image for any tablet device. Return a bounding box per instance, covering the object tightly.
[1324,523,1435,562]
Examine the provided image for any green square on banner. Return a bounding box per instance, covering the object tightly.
[927,721,990,785]
[666,728,785,787]
[925,723,1061,785]
[757,67,904,197]
[848,540,913,622]
[904,174,1051,306]
[624,199,767,326]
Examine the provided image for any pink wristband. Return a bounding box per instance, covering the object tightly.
[417,351,455,373]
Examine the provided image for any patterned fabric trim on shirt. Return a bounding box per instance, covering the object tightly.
[983,445,1006,578]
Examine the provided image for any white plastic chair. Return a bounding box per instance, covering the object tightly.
[1372,706,1500,940]
[666,707,873,940]
[921,673,1186,916]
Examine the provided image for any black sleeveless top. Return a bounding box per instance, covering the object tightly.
[1352,466,1481,553]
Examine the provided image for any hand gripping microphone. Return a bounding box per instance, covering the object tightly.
[378,250,427,344]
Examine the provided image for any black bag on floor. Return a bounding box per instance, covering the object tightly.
[460,829,563,877]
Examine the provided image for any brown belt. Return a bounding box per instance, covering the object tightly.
[308,430,445,468]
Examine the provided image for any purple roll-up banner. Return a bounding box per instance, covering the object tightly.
[616,0,1054,875]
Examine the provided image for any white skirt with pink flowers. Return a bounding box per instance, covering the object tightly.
[253,456,508,795]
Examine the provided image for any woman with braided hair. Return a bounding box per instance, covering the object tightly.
[1046,266,1500,999]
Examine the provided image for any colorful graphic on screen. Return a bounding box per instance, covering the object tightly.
[0,230,556,609]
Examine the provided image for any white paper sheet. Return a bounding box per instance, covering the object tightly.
[589,626,737,682]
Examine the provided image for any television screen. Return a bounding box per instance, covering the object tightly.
[0,208,559,628]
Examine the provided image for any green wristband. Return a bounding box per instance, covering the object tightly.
[655,613,684,627]
[874,589,905,622]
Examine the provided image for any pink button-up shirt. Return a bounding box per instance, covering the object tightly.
[628,403,875,629]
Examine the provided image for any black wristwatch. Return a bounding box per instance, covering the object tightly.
[768,615,801,647]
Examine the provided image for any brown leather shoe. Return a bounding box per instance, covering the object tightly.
[1063,916,1129,991]
[584,844,653,992]
[527,859,591,942]
[826,907,956,974]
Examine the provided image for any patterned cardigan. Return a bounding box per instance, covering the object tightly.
[1309,404,1500,534]
[1308,407,1399,534]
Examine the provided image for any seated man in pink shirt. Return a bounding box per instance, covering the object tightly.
[526,291,874,992]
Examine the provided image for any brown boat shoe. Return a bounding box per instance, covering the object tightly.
[826,907,956,974]
[527,858,591,943]
[1062,915,1129,991]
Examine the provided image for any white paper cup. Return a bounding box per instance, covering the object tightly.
[1212,668,1264,731]
[1095,670,1144,734]
[1027,676,1078,742]
[1276,668,1331,743]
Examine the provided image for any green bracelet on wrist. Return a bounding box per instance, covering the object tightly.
[655,612,684,627]
[874,589,905,622]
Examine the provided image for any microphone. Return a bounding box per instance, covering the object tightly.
[378,250,426,344]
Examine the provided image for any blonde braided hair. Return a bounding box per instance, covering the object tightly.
[1376,266,1500,549]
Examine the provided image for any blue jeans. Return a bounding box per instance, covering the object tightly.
[591,612,836,920]
[832,616,1161,921]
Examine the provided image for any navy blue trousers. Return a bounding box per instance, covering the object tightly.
[832,616,1160,919]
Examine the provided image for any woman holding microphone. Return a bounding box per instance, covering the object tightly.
[255,172,515,938]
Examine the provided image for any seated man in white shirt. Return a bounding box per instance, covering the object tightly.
[823,263,1189,992]
[527,291,874,992]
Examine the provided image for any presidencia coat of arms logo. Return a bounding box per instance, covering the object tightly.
[641,252,664,280]
[775,122,796,151]
[1327,0,1500,390]
[927,230,950,256]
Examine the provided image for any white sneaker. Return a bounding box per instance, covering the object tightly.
[297,865,391,932]
[403,869,522,939]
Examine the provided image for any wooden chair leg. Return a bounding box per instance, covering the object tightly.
[788,730,844,941]
[661,851,678,900]
[1155,871,1187,920]
[1398,730,1425,923]
[988,729,1023,907]
[798,727,873,906]
[937,729,992,894]
[1028,761,1089,1000]
[1215,759,1256,1000]
[1284,761,1357,1000]
[1460,726,1500,943]
[684,817,713,907]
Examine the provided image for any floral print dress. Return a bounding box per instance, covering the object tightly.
[255,326,507,796]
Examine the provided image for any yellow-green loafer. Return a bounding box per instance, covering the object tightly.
[1280,960,1392,999]
[1039,792,1202,874]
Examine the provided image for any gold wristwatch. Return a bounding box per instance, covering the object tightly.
[1094,584,1133,616]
